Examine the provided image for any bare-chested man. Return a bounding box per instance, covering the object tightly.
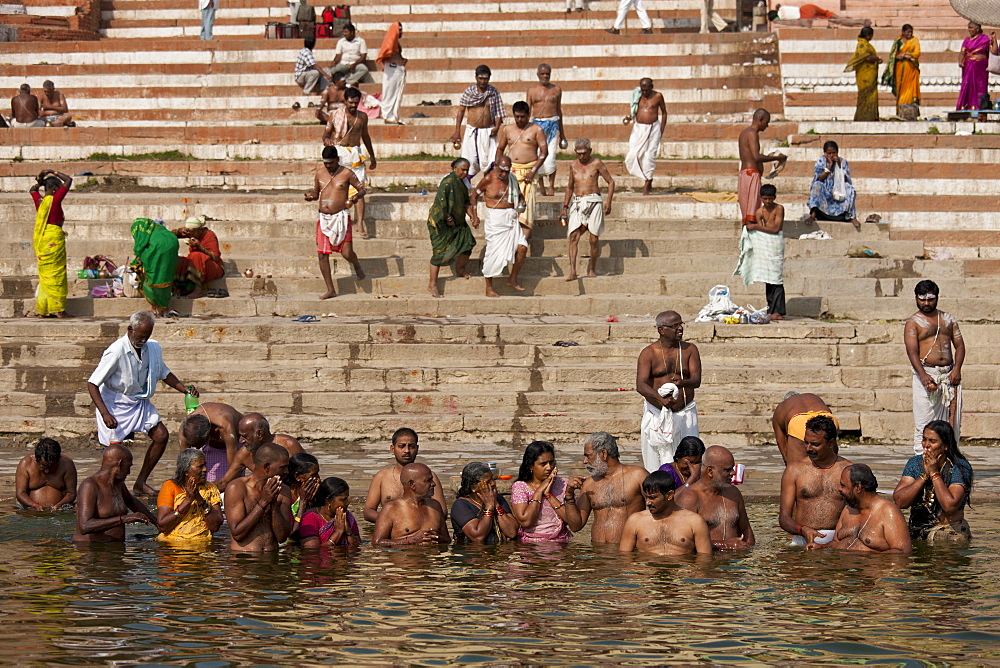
[10,84,43,128]
[372,463,451,546]
[905,279,964,455]
[526,64,567,196]
[809,464,912,554]
[636,310,702,472]
[772,391,838,465]
[305,145,366,299]
[676,445,754,550]
[73,445,156,542]
[624,78,666,196]
[213,412,304,489]
[15,437,77,510]
[779,415,852,546]
[315,71,348,124]
[470,156,528,298]
[177,402,243,488]
[37,80,74,127]
[737,108,786,225]
[568,432,647,543]
[225,443,293,552]
[561,138,614,281]
[322,87,376,237]
[363,427,447,523]
[619,471,711,555]
[496,100,548,238]
[450,64,505,177]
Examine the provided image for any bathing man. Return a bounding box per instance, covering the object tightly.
[15,437,77,510]
[561,137,614,281]
[567,431,648,543]
[771,391,838,465]
[676,445,754,550]
[619,470,712,555]
[213,412,305,490]
[363,427,447,522]
[73,445,156,542]
[224,443,293,552]
[371,462,451,546]
[177,401,244,487]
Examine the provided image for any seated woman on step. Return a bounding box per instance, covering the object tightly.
[806,141,859,228]
[173,216,226,299]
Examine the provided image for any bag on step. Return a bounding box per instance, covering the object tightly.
[264,21,281,39]
[296,1,316,23]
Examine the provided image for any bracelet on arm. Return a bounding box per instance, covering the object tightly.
[496,507,506,516]
[565,495,576,504]
[551,502,563,510]
[529,499,543,505]
[930,473,942,480]
[483,509,495,517]
[797,524,804,536]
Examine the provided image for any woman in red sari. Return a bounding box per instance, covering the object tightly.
[957,22,994,110]
[173,216,225,298]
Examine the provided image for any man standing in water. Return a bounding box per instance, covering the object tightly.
[771,391,838,465]
[779,415,852,546]
[363,428,447,523]
[809,464,911,554]
[561,138,614,282]
[224,443,293,552]
[737,109,786,225]
[619,471,711,555]
[526,63,567,196]
[73,445,155,542]
[15,438,77,510]
[624,78,667,196]
[177,402,244,486]
[305,145,367,299]
[372,463,451,546]
[568,432,647,543]
[211,412,305,490]
[905,279,964,455]
[635,310,702,471]
[676,446,754,550]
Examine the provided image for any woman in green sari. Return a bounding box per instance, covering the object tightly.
[130,217,179,315]
[427,158,478,298]
[845,26,882,122]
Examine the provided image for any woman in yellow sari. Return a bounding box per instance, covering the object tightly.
[845,26,882,122]
[28,169,73,318]
[881,23,921,116]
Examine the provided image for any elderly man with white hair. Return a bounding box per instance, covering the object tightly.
[87,311,199,495]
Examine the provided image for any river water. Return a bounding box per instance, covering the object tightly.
[1,502,998,665]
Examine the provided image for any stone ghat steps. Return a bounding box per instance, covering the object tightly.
[841,0,968,29]
[99,0,724,13]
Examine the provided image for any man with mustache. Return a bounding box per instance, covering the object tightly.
[567,432,648,543]
[809,464,911,554]
[619,471,711,555]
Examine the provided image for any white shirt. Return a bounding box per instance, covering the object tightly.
[88,335,170,399]
[776,6,800,19]
[334,36,368,64]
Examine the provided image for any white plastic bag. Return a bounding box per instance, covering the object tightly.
[695,285,739,322]
[832,163,847,202]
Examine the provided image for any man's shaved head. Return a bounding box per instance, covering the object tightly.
[537,63,551,74]
[253,443,286,467]
[103,444,132,467]
[240,412,269,434]
[640,77,653,86]
[753,108,770,123]
[702,445,734,470]
[496,155,512,169]
[400,462,431,485]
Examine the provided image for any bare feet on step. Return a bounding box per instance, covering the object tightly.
[319,290,337,300]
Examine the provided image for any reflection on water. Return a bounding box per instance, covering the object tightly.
[0,503,998,664]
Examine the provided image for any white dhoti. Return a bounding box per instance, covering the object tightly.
[462,124,497,177]
[567,193,605,237]
[320,210,350,248]
[96,386,162,446]
[339,145,367,196]
[381,63,406,123]
[640,399,699,471]
[912,364,962,454]
[532,116,560,176]
[613,0,652,28]
[482,207,528,278]
[790,529,836,546]
[625,121,661,181]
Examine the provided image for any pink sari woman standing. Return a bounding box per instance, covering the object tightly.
[956,22,993,110]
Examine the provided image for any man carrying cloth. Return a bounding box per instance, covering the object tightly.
[496,101,548,239]
[905,280,964,455]
[471,156,528,298]
[450,65,505,178]
[305,146,367,300]
[737,109,785,225]
[427,158,479,298]
[624,78,667,196]
[323,87,377,239]
[28,169,72,318]
[561,138,614,282]
[87,311,199,495]
[635,310,702,471]
[526,64,567,197]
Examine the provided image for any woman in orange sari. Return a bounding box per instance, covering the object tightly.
[173,215,225,298]
[882,24,921,116]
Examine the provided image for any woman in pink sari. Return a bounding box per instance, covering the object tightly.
[957,22,994,110]
[510,441,585,543]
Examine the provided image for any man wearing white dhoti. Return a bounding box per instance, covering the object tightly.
[450,65,505,178]
[624,78,667,195]
[635,311,702,471]
[376,22,407,125]
[561,138,615,282]
[87,311,199,495]
[904,280,965,455]
[471,156,528,298]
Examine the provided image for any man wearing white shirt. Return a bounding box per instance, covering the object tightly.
[199,0,217,40]
[331,23,369,85]
[86,311,199,495]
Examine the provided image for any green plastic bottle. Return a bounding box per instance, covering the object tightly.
[184,386,199,414]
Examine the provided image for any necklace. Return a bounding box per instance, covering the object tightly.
[845,512,872,550]
[657,341,684,403]
[920,312,941,365]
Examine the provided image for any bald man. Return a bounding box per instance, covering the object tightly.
[177,402,244,485]
[737,108,786,226]
[73,445,156,543]
[224,443,293,552]
[371,463,450,546]
[772,392,838,465]
[213,413,304,490]
[676,446,754,550]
